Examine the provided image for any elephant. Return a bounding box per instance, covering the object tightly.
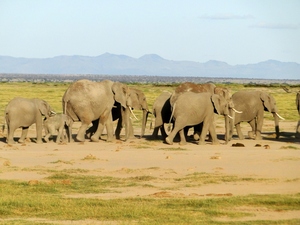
[115,87,150,138]
[283,87,300,139]
[62,79,132,142]
[165,92,230,145]
[229,90,284,140]
[151,91,172,139]
[170,82,238,143]
[43,113,72,143]
[86,87,149,140]
[5,97,56,144]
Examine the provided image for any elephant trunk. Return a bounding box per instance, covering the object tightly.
[121,107,131,141]
[224,115,229,144]
[228,109,235,141]
[273,112,280,139]
[140,109,149,138]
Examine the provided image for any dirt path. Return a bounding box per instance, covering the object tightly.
[0,119,300,222]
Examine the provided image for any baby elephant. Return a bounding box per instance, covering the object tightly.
[43,114,72,143]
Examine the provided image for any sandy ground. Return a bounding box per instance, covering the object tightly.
[0,117,300,222]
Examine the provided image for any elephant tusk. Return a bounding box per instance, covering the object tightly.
[232,108,243,113]
[227,114,233,120]
[129,107,139,121]
[275,112,285,120]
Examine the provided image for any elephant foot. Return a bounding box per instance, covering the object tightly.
[36,140,43,144]
[211,140,220,145]
[193,133,200,141]
[18,139,25,144]
[248,131,255,139]
[75,135,85,142]
[179,141,186,145]
[238,135,245,140]
[197,140,205,145]
[165,137,173,145]
[255,136,262,140]
[7,140,15,145]
[91,135,100,142]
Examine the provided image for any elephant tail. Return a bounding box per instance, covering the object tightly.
[2,112,8,135]
[167,102,176,132]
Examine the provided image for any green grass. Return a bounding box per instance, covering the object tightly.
[1,81,300,224]
[0,81,298,123]
[0,178,299,224]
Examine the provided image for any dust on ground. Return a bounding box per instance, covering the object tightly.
[0,118,300,222]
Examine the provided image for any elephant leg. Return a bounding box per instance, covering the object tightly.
[19,127,29,143]
[151,127,159,139]
[128,120,135,139]
[165,122,182,145]
[56,127,63,143]
[6,125,16,144]
[193,123,203,141]
[179,129,187,145]
[76,123,89,142]
[248,119,256,139]
[35,119,44,144]
[86,120,98,139]
[105,118,114,142]
[160,124,169,139]
[115,117,122,139]
[235,123,244,140]
[67,121,73,142]
[255,117,263,140]
[208,124,219,145]
[44,133,51,142]
[91,111,113,142]
[198,120,210,145]
[296,120,300,139]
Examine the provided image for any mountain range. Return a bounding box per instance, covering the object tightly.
[0,53,299,80]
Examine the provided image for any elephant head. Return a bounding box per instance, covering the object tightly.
[260,92,284,139]
[112,82,131,109]
[130,88,150,138]
[211,94,230,117]
[35,99,56,118]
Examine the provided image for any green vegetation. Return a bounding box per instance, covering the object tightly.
[0,174,299,224]
[0,81,299,224]
[0,81,298,124]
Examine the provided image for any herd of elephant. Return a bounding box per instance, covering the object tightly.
[4,79,295,145]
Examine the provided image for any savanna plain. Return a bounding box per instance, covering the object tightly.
[0,81,300,225]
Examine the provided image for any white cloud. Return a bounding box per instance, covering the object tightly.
[199,13,254,20]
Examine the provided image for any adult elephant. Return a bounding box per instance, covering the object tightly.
[283,87,300,138]
[165,92,230,145]
[115,87,150,138]
[170,82,238,143]
[151,91,172,139]
[229,90,284,140]
[5,97,56,144]
[62,79,131,142]
[86,87,149,139]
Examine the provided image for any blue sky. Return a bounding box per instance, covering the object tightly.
[1,0,299,65]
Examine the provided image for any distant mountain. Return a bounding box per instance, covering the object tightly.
[0,53,299,79]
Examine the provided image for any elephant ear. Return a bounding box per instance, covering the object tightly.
[260,92,272,112]
[211,94,222,115]
[130,90,140,110]
[112,82,128,108]
[37,99,49,117]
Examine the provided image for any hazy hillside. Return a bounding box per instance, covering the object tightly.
[0,53,299,79]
